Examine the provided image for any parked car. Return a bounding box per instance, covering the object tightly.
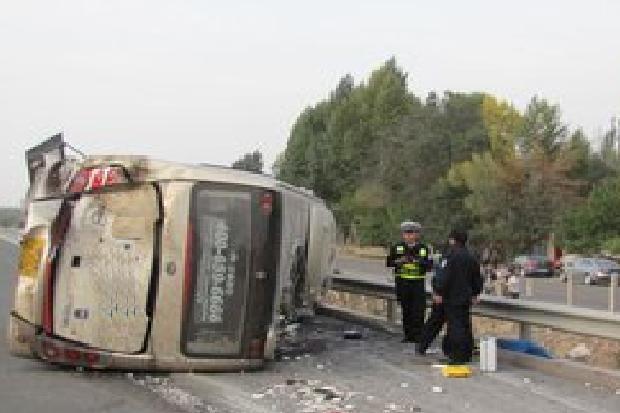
[512,255,553,277]
[560,257,620,285]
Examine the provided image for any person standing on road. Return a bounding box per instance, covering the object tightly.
[416,246,449,355]
[386,221,432,343]
[432,229,483,363]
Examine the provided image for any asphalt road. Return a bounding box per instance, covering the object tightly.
[0,239,183,413]
[1,236,619,412]
[335,255,620,312]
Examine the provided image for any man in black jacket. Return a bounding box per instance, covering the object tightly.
[432,229,483,363]
[416,247,449,356]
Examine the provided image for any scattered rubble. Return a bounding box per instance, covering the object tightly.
[343,330,363,339]
[247,379,362,412]
[126,374,217,413]
[285,323,301,336]
[566,343,591,361]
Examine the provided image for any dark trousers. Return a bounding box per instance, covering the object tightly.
[444,304,474,363]
[395,278,426,341]
[418,303,445,353]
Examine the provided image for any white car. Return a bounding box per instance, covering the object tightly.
[561,257,620,285]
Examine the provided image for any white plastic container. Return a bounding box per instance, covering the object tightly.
[480,336,497,372]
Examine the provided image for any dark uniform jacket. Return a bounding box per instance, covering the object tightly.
[431,252,449,293]
[386,242,432,279]
[434,246,483,305]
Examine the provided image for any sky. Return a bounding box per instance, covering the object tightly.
[1,0,619,206]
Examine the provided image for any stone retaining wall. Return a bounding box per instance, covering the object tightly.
[324,290,620,369]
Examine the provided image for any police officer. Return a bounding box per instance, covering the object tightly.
[386,221,432,343]
[432,229,483,363]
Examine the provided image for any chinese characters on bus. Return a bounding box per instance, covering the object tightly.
[196,217,238,324]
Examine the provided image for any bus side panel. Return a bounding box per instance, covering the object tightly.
[277,192,310,319]
[53,185,158,353]
[307,205,337,305]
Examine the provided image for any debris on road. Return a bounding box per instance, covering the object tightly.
[285,323,300,336]
[127,374,217,413]
[248,379,369,413]
[431,386,443,393]
[442,365,472,378]
[523,378,532,384]
[343,330,362,339]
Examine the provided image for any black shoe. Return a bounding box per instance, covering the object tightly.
[415,344,426,356]
[447,359,471,366]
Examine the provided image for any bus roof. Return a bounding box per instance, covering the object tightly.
[84,155,323,202]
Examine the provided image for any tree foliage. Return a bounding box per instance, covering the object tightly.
[277,59,618,254]
[232,150,263,174]
[557,176,620,253]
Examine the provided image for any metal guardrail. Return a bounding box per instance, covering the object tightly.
[325,275,620,341]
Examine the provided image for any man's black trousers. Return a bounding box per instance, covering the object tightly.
[395,278,426,342]
[418,302,445,353]
[444,304,474,363]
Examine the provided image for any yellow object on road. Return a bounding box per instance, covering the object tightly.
[442,365,472,378]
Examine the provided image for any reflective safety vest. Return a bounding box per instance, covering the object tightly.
[395,245,428,280]
[399,262,425,279]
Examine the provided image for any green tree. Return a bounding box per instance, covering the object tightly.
[557,176,620,253]
[232,150,264,173]
[277,59,603,251]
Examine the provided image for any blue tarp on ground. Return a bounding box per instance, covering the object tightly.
[497,338,553,359]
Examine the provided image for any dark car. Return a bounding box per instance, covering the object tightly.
[513,255,553,277]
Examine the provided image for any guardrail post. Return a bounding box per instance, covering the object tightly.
[386,299,397,324]
[518,322,532,340]
[610,274,617,313]
[566,272,573,306]
[525,277,533,297]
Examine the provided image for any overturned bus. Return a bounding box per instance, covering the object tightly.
[8,134,336,371]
